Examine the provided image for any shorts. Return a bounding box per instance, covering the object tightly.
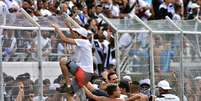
[66,61,92,92]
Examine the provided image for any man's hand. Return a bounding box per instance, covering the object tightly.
[18,82,24,93]
[51,24,60,32]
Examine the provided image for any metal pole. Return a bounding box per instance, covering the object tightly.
[37,28,43,101]
[98,14,118,31]
[133,14,155,95]
[0,26,70,31]
[98,14,122,79]
[166,16,184,101]
[21,8,43,101]
[0,24,4,101]
[195,18,201,57]
[115,31,121,79]
[0,6,7,101]
[149,31,155,95]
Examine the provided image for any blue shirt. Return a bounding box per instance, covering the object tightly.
[160,49,175,72]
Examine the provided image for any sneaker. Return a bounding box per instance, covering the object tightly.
[56,83,74,94]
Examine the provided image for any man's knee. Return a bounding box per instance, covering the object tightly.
[59,56,68,65]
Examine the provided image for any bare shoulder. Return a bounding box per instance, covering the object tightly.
[97,96,108,101]
[140,93,149,101]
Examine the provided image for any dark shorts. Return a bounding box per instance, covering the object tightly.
[67,61,92,92]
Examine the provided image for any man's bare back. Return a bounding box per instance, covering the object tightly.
[127,93,148,101]
[98,96,124,101]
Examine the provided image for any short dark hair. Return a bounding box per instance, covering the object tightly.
[132,81,140,86]
[119,80,130,92]
[105,84,118,96]
[107,72,116,81]
[130,81,140,92]
[43,79,50,85]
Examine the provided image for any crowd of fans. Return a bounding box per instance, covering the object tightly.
[1,0,201,101]
[2,70,201,101]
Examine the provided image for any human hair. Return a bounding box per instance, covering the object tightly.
[130,81,140,93]
[119,80,130,92]
[107,72,116,81]
[105,84,118,96]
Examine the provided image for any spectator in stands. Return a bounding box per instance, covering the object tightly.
[60,2,71,16]
[85,84,126,101]
[122,75,132,84]
[158,0,175,19]
[160,43,175,72]
[107,72,119,83]
[70,5,80,23]
[95,4,104,22]
[134,0,152,20]
[102,65,115,82]
[88,18,99,34]
[187,2,200,19]
[52,21,93,101]
[75,6,89,26]
[2,30,17,61]
[24,31,37,61]
[37,0,52,16]
[43,79,51,96]
[93,34,106,75]
[33,31,52,61]
[119,33,132,51]
[173,3,183,20]
[127,81,148,101]
[16,82,24,101]
[15,31,31,61]
[129,42,149,72]
[111,0,121,18]
[156,80,180,101]
[139,79,151,96]
[21,0,33,10]
[119,80,130,100]
[49,33,58,61]
[194,76,201,101]
[0,0,9,15]
[154,36,164,72]
[5,0,19,13]
[184,71,194,101]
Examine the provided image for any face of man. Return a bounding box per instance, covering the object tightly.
[109,74,118,83]
[72,31,82,39]
[113,86,121,98]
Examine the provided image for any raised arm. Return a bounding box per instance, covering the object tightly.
[51,24,76,45]
[126,94,141,101]
[84,86,104,101]
[16,82,24,101]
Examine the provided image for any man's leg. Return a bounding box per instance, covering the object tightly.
[59,57,69,85]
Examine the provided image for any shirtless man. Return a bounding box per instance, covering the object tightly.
[127,81,148,101]
[85,84,140,101]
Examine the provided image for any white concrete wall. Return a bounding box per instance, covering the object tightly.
[2,62,61,83]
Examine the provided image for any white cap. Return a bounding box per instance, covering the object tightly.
[190,3,200,9]
[49,84,60,90]
[157,80,172,90]
[123,75,132,81]
[139,79,150,85]
[72,27,88,38]
[194,76,201,80]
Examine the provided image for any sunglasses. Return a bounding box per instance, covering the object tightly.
[112,78,118,81]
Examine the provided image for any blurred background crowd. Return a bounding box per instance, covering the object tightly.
[1,0,201,101]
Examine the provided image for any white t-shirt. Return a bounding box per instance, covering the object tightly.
[5,0,19,9]
[156,94,180,101]
[40,9,52,16]
[119,33,132,49]
[111,4,120,17]
[0,1,9,15]
[172,13,181,20]
[72,39,93,73]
